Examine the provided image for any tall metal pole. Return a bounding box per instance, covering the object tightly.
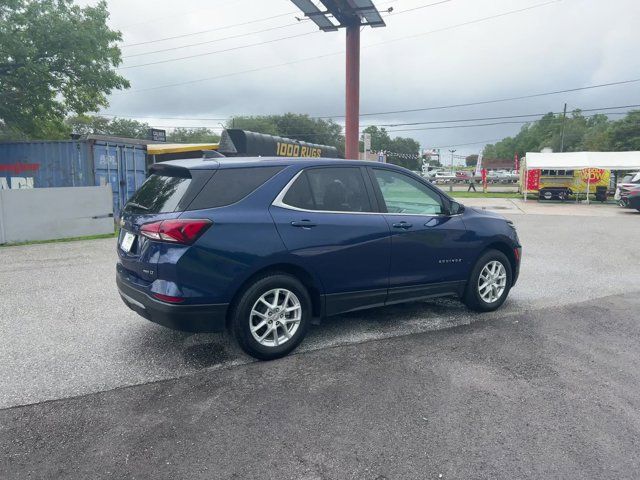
[559,102,567,152]
[345,25,360,160]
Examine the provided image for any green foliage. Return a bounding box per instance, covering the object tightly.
[607,111,640,150]
[229,113,344,156]
[65,115,149,139]
[483,110,640,159]
[0,0,129,139]
[167,128,220,143]
[465,154,479,167]
[362,126,420,170]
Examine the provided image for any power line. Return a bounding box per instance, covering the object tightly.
[108,78,640,127]
[140,110,634,132]
[335,79,640,119]
[115,0,530,77]
[366,103,640,127]
[383,111,633,134]
[386,0,452,16]
[120,0,400,49]
[119,30,318,70]
[120,11,297,48]
[123,0,448,60]
[122,23,303,59]
[118,0,450,68]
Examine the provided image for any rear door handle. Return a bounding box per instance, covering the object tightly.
[392,222,413,229]
[291,220,317,228]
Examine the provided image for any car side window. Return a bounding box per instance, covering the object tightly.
[373,168,444,215]
[282,167,373,213]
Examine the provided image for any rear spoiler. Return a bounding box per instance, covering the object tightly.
[149,163,192,178]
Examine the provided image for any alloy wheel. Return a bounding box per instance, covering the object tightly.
[249,288,302,347]
[477,260,507,303]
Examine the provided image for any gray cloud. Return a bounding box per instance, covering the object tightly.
[88,0,640,156]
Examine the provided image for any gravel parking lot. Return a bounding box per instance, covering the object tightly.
[1,211,639,409]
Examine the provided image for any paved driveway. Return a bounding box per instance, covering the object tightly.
[1,213,639,409]
[2,293,639,479]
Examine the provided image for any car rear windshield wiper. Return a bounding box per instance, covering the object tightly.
[126,202,149,211]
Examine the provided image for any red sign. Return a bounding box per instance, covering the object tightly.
[526,169,541,191]
[0,163,40,175]
[481,168,487,189]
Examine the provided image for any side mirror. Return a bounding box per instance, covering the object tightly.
[449,201,465,215]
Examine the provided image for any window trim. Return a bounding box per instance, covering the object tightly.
[273,166,455,217]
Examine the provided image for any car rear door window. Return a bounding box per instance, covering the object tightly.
[282,167,372,213]
[372,168,444,215]
[188,166,283,210]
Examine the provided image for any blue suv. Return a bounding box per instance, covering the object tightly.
[117,157,521,360]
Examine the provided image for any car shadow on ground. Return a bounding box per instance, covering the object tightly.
[124,296,476,371]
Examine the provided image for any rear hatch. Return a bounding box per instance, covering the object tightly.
[117,162,216,282]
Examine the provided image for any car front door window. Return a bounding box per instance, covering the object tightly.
[373,169,444,215]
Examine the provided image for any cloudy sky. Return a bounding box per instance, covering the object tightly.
[85,0,640,158]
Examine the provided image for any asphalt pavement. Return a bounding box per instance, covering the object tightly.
[1,210,640,478]
[2,292,639,479]
[1,213,639,410]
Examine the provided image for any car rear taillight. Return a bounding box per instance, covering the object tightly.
[140,219,212,245]
[153,293,185,303]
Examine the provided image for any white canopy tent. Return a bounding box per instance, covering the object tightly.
[523,151,640,202]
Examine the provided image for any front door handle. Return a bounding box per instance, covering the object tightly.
[392,221,413,230]
[291,220,317,228]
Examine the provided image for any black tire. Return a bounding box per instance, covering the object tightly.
[463,249,513,312]
[230,273,311,360]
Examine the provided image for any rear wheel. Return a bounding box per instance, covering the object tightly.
[463,250,512,312]
[230,274,311,360]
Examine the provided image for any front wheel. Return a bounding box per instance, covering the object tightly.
[463,250,512,312]
[230,274,311,360]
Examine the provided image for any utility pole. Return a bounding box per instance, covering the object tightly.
[559,102,567,152]
[449,148,456,192]
[345,25,360,160]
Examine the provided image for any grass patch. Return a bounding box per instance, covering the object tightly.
[1,232,116,247]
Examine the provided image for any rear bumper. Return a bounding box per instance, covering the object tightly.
[116,275,228,333]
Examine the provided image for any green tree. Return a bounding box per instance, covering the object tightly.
[167,127,220,143]
[65,115,149,138]
[362,125,420,169]
[0,0,129,139]
[481,110,640,159]
[465,154,479,167]
[606,111,640,150]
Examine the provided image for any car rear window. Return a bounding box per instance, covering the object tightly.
[187,166,283,210]
[124,174,192,214]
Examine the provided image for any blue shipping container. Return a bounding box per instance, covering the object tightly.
[0,141,93,189]
[0,138,150,215]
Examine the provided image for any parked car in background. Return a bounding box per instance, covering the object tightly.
[117,158,521,360]
[432,171,455,183]
[628,189,640,211]
[618,184,640,209]
[614,171,640,201]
